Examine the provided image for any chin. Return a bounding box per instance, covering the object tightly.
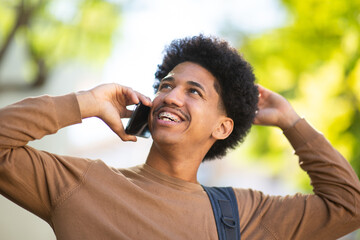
[151,131,182,145]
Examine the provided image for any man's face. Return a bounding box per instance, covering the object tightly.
[149,61,228,148]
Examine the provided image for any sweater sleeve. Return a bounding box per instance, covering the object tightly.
[236,119,360,240]
[284,119,360,238]
[0,94,92,224]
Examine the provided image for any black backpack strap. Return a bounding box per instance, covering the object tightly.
[202,186,241,240]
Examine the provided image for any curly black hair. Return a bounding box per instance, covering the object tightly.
[154,35,258,161]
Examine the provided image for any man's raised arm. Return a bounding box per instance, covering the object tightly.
[249,85,360,238]
[0,83,152,148]
[0,83,151,221]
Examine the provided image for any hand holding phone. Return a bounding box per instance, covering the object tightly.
[125,102,151,138]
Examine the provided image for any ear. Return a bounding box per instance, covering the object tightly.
[212,117,234,140]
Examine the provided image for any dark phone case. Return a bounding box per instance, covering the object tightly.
[125,103,151,138]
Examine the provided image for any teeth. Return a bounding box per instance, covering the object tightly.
[159,112,181,122]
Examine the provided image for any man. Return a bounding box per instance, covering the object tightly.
[0,35,359,239]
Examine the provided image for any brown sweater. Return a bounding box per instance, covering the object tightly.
[0,93,359,240]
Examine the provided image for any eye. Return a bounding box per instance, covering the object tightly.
[159,83,173,91]
[189,88,202,96]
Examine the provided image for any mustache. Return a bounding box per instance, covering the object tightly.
[153,104,190,121]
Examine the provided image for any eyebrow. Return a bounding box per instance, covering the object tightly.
[161,76,206,93]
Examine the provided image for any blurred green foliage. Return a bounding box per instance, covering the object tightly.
[0,0,121,87]
[235,0,360,192]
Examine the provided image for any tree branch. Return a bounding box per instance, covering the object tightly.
[0,1,32,66]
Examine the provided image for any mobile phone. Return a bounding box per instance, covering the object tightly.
[125,102,151,138]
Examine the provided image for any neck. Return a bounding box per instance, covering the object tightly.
[145,143,205,183]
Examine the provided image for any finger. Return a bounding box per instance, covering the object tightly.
[117,127,138,142]
[252,110,263,125]
[113,122,138,142]
[131,90,152,107]
[121,87,140,106]
[121,86,152,107]
[256,84,272,100]
[252,118,260,125]
[122,108,134,119]
[256,84,264,96]
[257,97,267,109]
[137,94,152,107]
[256,94,266,109]
[112,114,137,142]
[256,84,265,91]
[102,110,137,142]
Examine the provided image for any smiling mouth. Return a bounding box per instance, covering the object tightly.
[153,105,190,123]
[158,112,181,122]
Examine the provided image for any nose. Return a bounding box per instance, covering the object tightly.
[163,87,184,107]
